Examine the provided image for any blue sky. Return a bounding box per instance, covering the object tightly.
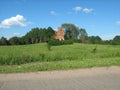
[0,0,120,40]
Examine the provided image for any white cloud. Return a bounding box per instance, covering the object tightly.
[116,21,120,25]
[83,8,93,13]
[50,11,57,16]
[73,6,82,13]
[0,14,27,29]
[73,6,93,14]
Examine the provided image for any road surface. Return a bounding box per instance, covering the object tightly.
[0,66,120,90]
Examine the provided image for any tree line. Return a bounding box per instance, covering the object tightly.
[0,27,55,45]
[0,23,120,46]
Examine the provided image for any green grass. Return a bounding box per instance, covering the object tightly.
[0,43,120,73]
[0,57,120,73]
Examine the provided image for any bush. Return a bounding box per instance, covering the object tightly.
[48,39,73,46]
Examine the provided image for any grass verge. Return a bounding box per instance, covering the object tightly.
[0,57,120,73]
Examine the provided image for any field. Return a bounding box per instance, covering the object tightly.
[0,43,120,73]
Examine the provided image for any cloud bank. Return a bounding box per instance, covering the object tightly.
[0,14,27,29]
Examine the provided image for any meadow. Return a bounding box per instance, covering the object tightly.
[0,43,120,73]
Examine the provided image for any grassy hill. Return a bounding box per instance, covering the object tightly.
[0,43,120,73]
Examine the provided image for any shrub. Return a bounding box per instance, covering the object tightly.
[48,39,73,46]
[47,43,51,51]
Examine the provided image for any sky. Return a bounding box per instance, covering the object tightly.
[0,0,120,40]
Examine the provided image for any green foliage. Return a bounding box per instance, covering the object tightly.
[47,43,51,51]
[0,27,55,46]
[88,36,102,44]
[48,39,73,46]
[112,35,120,45]
[79,28,88,43]
[9,36,20,45]
[62,23,79,39]
[0,37,8,45]
[102,40,112,45]
[91,46,97,56]
[23,27,55,44]
[46,27,55,39]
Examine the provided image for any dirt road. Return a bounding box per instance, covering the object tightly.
[0,66,120,90]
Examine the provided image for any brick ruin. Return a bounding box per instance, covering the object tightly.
[55,27,64,40]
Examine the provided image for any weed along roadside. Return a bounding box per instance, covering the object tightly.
[0,43,120,73]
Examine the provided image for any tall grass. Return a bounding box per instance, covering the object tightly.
[0,57,120,73]
[0,43,120,65]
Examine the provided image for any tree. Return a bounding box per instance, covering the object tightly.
[64,29,73,39]
[88,36,102,44]
[102,40,112,45]
[24,27,41,44]
[9,36,20,45]
[62,23,79,39]
[23,27,54,44]
[79,28,88,43]
[112,35,120,45]
[19,36,25,45]
[24,32,32,44]
[0,37,8,45]
[95,36,102,44]
[46,27,55,39]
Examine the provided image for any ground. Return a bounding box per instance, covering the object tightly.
[0,66,120,90]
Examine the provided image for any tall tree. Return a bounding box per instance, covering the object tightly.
[88,36,102,44]
[41,28,47,42]
[24,27,40,44]
[9,36,20,45]
[64,29,73,39]
[19,36,25,45]
[112,35,120,45]
[0,37,8,45]
[79,28,88,43]
[62,23,79,39]
[23,27,51,44]
[46,27,55,39]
